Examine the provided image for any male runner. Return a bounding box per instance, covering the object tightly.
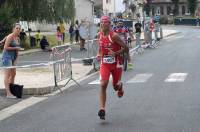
[113,19,134,70]
[97,16,129,120]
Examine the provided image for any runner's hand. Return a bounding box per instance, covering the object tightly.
[96,55,101,62]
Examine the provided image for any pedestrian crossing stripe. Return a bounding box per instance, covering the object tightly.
[88,73,189,84]
[89,76,113,84]
[164,73,187,82]
[89,79,100,84]
[126,73,153,83]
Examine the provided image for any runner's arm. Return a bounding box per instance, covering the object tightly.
[112,33,129,53]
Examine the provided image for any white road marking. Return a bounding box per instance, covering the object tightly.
[0,71,100,122]
[165,73,187,82]
[126,73,153,83]
[89,76,113,85]
[89,79,100,84]
[0,97,47,122]
[174,35,185,39]
[165,35,184,42]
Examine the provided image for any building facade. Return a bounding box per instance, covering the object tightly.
[103,0,125,17]
[75,0,94,22]
[151,0,200,16]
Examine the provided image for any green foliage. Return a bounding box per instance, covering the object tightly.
[0,3,16,39]
[0,3,15,28]
[52,0,75,22]
[187,0,197,15]
[160,16,168,24]
[1,0,75,22]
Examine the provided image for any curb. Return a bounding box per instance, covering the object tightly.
[0,66,95,96]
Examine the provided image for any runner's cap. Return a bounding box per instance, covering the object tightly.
[100,16,111,22]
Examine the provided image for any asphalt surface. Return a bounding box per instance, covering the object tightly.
[17,41,98,66]
[1,26,200,132]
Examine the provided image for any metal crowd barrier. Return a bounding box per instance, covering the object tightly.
[66,39,100,71]
[143,22,163,49]
[52,45,80,92]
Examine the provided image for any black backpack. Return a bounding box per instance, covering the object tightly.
[69,26,74,33]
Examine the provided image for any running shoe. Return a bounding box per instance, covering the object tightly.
[117,82,124,98]
[98,109,105,120]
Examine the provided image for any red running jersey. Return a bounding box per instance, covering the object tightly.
[98,31,122,64]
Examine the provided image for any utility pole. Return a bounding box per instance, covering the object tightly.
[114,0,116,17]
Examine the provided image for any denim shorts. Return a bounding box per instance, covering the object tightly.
[1,57,13,67]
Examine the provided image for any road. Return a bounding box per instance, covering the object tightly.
[1,25,200,132]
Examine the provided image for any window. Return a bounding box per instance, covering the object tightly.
[160,6,164,15]
[167,6,171,15]
[157,10,160,15]
[182,6,185,15]
[152,6,155,16]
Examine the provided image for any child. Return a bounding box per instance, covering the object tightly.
[56,26,62,45]
[35,30,41,45]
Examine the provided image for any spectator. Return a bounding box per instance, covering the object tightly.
[1,23,22,98]
[196,17,200,26]
[149,18,155,44]
[143,21,150,45]
[56,26,62,45]
[74,20,79,43]
[134,20,142,46]
[59,21,65,43]
[35,30,41,45]
[79,20,87,51]
[69,24,74,43]
[80,37,87,51]
[19,29,26,47]
[40,36,51,51]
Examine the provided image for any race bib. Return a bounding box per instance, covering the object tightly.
[103,56,115,64]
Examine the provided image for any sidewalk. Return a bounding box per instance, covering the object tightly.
[0,28,180,96]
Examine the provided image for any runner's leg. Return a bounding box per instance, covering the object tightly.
[98,64,111,119]
[112,66,124,97]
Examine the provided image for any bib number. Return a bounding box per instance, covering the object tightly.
[103,56,115,64]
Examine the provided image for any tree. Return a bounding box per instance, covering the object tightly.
[187,0,197,15]
[171,0,179,16]
[1,0,75,23]
[0,0,75,44]
[0,3,15,40]
[53,0,75,22]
